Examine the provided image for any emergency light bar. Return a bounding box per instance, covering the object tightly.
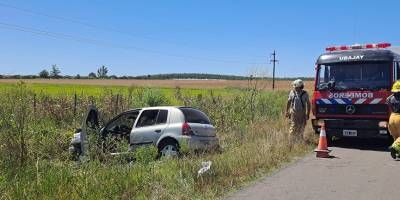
[325,43,391,52]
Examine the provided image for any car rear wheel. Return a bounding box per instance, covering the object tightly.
[159,141,179,158]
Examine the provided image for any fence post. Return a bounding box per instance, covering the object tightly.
[128,91,132,109]
[73,93,77,116]
[120,94,124,111]
[33,93,36,115]
[116,94,120,113]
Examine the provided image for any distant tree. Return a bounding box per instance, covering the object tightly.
[75,74,81,79]
[109,75,117,79]
[39,70,49,78]
[10,75,21,79]
[88,72,97,79]
[0,74,3,79]
[50,64,61,78]
[97,65,108,79]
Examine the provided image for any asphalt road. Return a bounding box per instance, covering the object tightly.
[226,139,400,200]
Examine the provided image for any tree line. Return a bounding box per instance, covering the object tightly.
[0,65,313,81]
[35,65,109,79]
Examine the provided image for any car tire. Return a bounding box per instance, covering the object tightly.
[158,140,180,158]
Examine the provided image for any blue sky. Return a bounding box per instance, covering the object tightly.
[0,0,399,77]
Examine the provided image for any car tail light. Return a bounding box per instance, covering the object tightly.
[182,122,193,136]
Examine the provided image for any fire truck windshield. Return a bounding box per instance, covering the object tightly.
[317,61,391,91]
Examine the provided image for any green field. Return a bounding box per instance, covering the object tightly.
[0,82,239,95]
[0,82,314,199]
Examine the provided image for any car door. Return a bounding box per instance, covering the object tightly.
[80,105,100,155]
[130,109,169,147]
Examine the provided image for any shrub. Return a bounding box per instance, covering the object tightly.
[142,88,168,107]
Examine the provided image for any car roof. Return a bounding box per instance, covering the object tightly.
[124,106,195,112]
[141,106,180,110]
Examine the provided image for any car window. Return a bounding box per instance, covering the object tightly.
[179,108,211,124]
[85,107,99,129]
[105,111,138,135]
[136,110,159,127]
[156,110,168,124]
[136,109,169,127]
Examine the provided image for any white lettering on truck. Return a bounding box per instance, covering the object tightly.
[339,55,365,61]
[328,92,373,99]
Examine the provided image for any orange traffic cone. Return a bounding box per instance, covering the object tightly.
[314,124,331,158]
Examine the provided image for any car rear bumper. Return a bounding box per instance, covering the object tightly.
[312,119,389,139]
[179,135,220,151]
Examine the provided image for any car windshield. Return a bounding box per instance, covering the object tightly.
[317,61,391,91]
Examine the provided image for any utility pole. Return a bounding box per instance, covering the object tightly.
[270,50,278,90]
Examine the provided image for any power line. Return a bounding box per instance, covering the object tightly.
[0,22,266,65]
[0,1,261,59]
[0,1,182,46]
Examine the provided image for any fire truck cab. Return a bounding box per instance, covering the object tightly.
[312,43,400,141]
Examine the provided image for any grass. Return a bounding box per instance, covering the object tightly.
[0,82,316,200]
[0,82,245,96]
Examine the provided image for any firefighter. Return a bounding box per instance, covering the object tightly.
[285,79,311,140]
[387,81,400,159]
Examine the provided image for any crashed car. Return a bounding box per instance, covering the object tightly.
[69,106,219,158]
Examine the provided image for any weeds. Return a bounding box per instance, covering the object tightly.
[0,82,315,199]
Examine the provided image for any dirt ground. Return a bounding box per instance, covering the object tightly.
[0,79,315,91]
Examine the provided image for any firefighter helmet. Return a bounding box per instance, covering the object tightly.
[292,79,304,88]
[392,81,400,92]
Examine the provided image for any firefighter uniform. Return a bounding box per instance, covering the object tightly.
[388,113,400,140]
[387,81,400,159]
[387,81,400,140]
[287,79,310,140]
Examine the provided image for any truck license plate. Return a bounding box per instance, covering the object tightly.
[343,130,357,137]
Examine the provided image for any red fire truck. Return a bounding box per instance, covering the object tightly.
[311,42,400,142]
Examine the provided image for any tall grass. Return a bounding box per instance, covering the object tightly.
[0,82,315,199]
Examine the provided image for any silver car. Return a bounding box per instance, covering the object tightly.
[69,106,219,158]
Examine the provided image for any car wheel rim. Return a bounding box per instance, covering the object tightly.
[161,144,178,157]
